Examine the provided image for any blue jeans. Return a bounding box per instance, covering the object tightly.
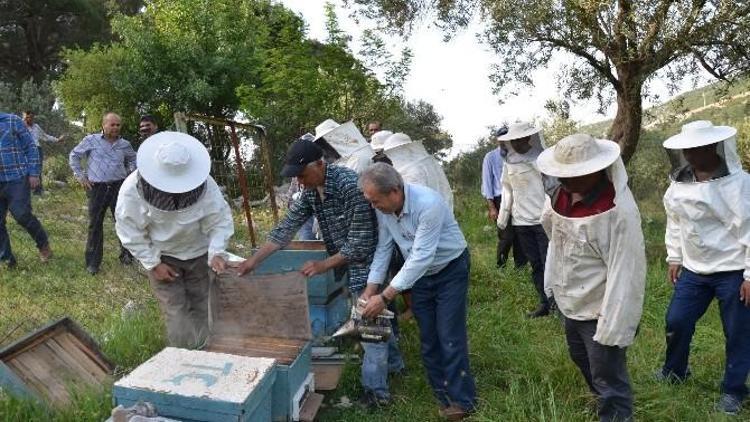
[0,178,49,263]
[297,217,316,240]
[352,288,405,399]
[411,249,476,411]
[662,269,750,399]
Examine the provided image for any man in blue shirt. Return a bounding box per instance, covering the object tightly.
[481,135,526,268]
[0,113,52,269]
[69,112,137,274]
[360,162,476,421]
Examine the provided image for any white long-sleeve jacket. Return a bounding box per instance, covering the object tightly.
[386,141,454,212]
[542,158,646,347]
[115,172,234,270]
[664,137,750,279]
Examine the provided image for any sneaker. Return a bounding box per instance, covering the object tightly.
[39,246,52,263]
[86,265,99,275]
[120,253,134,265]
[526,304,550,319]
[716,394,742,415]
[654,368,691,384]
[357,391,390,409]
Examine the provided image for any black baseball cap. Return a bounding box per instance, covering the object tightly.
[281,140,324,177]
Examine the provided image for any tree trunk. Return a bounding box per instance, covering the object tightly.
[610,75,644,164]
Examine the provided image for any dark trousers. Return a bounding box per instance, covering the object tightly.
[85,181,130,268]
[662,269,750,399]
[32,147,43,195]
[411,249,476,411]
[150,254,210,348]
[515,224,549,307]
[565,318,633,422]
[0,178,49,264]
[493,197,527,268]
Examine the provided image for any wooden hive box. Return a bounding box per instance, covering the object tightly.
[256,241,348,305]
[113,347,276,422]
[0,317,114,407]
[206,271,316,421]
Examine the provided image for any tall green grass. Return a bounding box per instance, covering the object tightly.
[0,178,745,421]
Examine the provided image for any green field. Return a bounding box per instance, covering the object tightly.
[0,159,744,421]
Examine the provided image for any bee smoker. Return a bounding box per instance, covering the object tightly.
[331,298,394,342]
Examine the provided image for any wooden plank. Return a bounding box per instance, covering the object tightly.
[43,339,100,386]
[210,272,311,341]
[299,392,324,422]
[60,319,115,373]
[0,325,63,362]
[5,357,49,402]
[10,348,71,405]
[54,332,110,380]
[284,241,326,251]
[311,363,343,391]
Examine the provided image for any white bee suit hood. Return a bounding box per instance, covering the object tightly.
[383,137,454,211]
[496,130,557,229]
[663,121,750,279]
[539,145,646,347]
[314,120,374,174]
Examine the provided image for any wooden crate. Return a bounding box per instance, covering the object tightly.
[114,348,276,422]
[0,317,114,406]
[207,271,315,421]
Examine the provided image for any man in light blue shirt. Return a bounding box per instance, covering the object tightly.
[482,135,526,268]
[360,163,476,420]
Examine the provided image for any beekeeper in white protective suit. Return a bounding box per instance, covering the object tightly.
[115,131,234,349]
[537,133,645,422]
[382,132,454,211]
[496,122,557,318]
[370,130,394,165]
[313,119,374,174]
[656,120,750,416]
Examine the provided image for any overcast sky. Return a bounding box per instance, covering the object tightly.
[279,1,707,156]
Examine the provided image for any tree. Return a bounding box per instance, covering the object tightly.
[345,0,750,162]
[0,0,142,84]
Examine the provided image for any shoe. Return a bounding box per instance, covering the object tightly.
[357,391,390,409]
[526,304,550,319]
[39,246,52,263]
[654,368,690,384]
[716,393,742,415]
[86,265,99,275]
[439,405,469,421]
[120,254,134,265]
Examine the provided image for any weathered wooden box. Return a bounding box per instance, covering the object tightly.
[255,241,347,305]
[0,317,114,407]
[206,271,315,421]
[113,348,276,422]
[309,290,350,339]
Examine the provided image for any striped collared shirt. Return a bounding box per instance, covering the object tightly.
[69,133,137,182]
[268,164,377,292]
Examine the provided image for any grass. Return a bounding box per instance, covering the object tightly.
[0,172,745,421]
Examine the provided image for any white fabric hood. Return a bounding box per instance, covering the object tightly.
[385,141,454,211]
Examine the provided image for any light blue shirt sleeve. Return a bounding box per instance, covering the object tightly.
[69,136,91,180]
[481,151,494,199]
[367,213,394,284]
[390,202,445,291]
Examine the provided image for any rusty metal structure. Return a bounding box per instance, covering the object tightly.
[173,112,280,248]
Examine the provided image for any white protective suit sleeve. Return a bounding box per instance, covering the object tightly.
[663,189,683,265]
[115,185,161,271]
[594,206,647,347]
[200,179,235,264]
[496,165,512,230]
[540,198,554,299]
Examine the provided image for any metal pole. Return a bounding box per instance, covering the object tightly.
[229,123,257,248]
[258,127,279,223]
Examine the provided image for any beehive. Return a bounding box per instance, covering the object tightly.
[206,271,314,421]
[113,348,275,422]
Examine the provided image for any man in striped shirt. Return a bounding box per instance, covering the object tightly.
[69,112,136,274]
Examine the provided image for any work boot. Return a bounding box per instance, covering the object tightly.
[86,265,99,275]
[39,245,52,263]
[526,304,550,319]
[439,405,470,421]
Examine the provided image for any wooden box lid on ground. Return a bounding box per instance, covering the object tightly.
[0,317,114,407]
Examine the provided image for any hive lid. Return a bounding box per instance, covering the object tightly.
[209,271,312,342]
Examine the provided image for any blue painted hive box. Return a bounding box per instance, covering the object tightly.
[205,271,314,421]
[255,241,348,305]
[113,348,276,422]
[309,291,349,340]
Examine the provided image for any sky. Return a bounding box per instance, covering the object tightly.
[279,1,708,156]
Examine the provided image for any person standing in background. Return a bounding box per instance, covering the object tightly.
[22,110,63,195]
